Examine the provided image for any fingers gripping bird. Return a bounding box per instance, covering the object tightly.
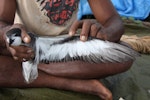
[6,28,140,83]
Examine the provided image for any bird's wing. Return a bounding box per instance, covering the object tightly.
[37,36,140,63]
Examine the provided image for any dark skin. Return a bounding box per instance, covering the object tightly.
[0,0,133,100]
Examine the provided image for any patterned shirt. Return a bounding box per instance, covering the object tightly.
[15,0,79,36]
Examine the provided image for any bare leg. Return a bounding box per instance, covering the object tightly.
[39,60,133,79]
[0,56,113,100]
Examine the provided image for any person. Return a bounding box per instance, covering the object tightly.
[0,0,133,100]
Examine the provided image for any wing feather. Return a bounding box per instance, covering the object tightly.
[37,36,139,63]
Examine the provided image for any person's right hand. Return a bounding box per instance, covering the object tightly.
[69,19,103,41]
[4,23,35,62]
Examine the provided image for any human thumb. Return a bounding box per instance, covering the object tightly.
[21,29,31,43]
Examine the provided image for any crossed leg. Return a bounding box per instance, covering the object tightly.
[0,55,133,100]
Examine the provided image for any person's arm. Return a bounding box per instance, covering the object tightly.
[0,0,16,24]
[0,0,17,55]
[69,0,124,42]
[0,0,33,60]
[88,0,124,42]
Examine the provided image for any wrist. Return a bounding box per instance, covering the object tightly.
[97,27,108,41]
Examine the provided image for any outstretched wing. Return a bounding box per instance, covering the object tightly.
[37,36,140,63]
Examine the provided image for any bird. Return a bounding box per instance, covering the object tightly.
[6,28,140,83]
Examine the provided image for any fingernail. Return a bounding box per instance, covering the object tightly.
[23,37,29,43]
[22,58,27,62]
[13,56,18,60]
[80,36,87,41]
[27,49,33,53]
[69,31,74,36]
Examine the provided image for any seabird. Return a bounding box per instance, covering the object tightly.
[6,28,140,83]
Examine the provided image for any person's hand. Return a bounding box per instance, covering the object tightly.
[69,19,105,41]
[4,23,34,62]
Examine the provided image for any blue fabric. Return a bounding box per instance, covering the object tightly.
[78,0,150,20]
[111,0,150,20]
[77,0,93,20]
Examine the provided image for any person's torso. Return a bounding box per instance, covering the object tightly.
[15,0,79,36]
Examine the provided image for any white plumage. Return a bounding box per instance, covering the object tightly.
[6,28,140,83]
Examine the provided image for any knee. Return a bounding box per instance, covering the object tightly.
[113,60,134,75]
[122,60,134,72]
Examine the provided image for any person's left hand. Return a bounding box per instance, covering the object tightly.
[4,24,34,62]
[69,19,104,41]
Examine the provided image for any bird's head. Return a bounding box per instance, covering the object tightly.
[6,28,22,46]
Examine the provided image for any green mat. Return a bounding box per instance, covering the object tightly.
[0,19,150,100]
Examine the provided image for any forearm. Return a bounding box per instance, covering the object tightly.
[88,0,124,42]
[0,21,12,55]
[0,0,17,46]
[0,0,17,23]
[0,21,12,46]
[38,60,133,79]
